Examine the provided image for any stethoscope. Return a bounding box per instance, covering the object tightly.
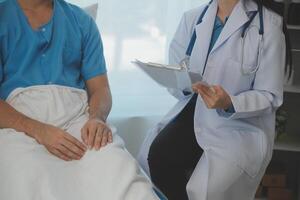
[180,0,265,76]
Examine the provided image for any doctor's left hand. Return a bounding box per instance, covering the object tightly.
[192,83,232,110]
[81,118,113,151]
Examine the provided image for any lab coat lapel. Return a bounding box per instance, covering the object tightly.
[210,0,249,54]
[189,0,218,73]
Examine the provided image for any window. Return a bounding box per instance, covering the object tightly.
[68,0,208,117]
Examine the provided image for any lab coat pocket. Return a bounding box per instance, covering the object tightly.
[217,59,255,93]
[233,129,265,178]
[234,30,260,71]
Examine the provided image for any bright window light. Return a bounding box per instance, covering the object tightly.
[67,0,209,117]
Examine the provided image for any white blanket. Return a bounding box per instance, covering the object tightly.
[0,85,159,200]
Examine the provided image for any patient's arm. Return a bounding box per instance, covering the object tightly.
[0,99,40,135]
[0,100,86,161]
[81,74,113,150]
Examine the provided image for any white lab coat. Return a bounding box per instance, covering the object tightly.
[138,0,286,199]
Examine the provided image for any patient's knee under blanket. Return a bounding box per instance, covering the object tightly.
[0,85,159,200]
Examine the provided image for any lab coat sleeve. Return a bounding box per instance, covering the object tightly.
[168,12,193,100]
[218,24,286,119]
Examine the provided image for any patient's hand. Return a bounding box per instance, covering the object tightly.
[81,119,113,151]
[35,124,87,161]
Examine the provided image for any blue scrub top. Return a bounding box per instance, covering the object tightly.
[0,0,107,99]
[208,16,227,53]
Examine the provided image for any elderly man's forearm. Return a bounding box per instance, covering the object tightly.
[88,89,112,122]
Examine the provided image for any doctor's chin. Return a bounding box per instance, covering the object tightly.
[0,0,299,199]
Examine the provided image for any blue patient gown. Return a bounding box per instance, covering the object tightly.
[0,0,106,100]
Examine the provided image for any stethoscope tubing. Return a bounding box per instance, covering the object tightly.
[184,0,265,76]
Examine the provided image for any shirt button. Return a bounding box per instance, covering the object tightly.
[41,28,46,32]
[42,54,46,57]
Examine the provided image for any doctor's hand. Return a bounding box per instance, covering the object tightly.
[192,83,232,110]
[81,118,113,151]
[34,124,87,161]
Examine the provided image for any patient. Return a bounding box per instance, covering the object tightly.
[0,0,159,199]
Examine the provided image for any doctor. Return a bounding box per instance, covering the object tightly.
[138,0,291,199]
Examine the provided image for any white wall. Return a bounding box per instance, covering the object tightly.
[68,0,208,118]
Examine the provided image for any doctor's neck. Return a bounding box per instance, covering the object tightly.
[217,0,239,21]
[17,0,53,10]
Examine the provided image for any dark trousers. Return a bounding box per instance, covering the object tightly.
[148,95,204,200]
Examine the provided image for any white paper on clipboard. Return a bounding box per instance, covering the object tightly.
[132,59,205,91]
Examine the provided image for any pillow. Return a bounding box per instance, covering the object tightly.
[83,3,98,21]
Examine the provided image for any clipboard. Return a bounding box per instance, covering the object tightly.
[132,59,205,91]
